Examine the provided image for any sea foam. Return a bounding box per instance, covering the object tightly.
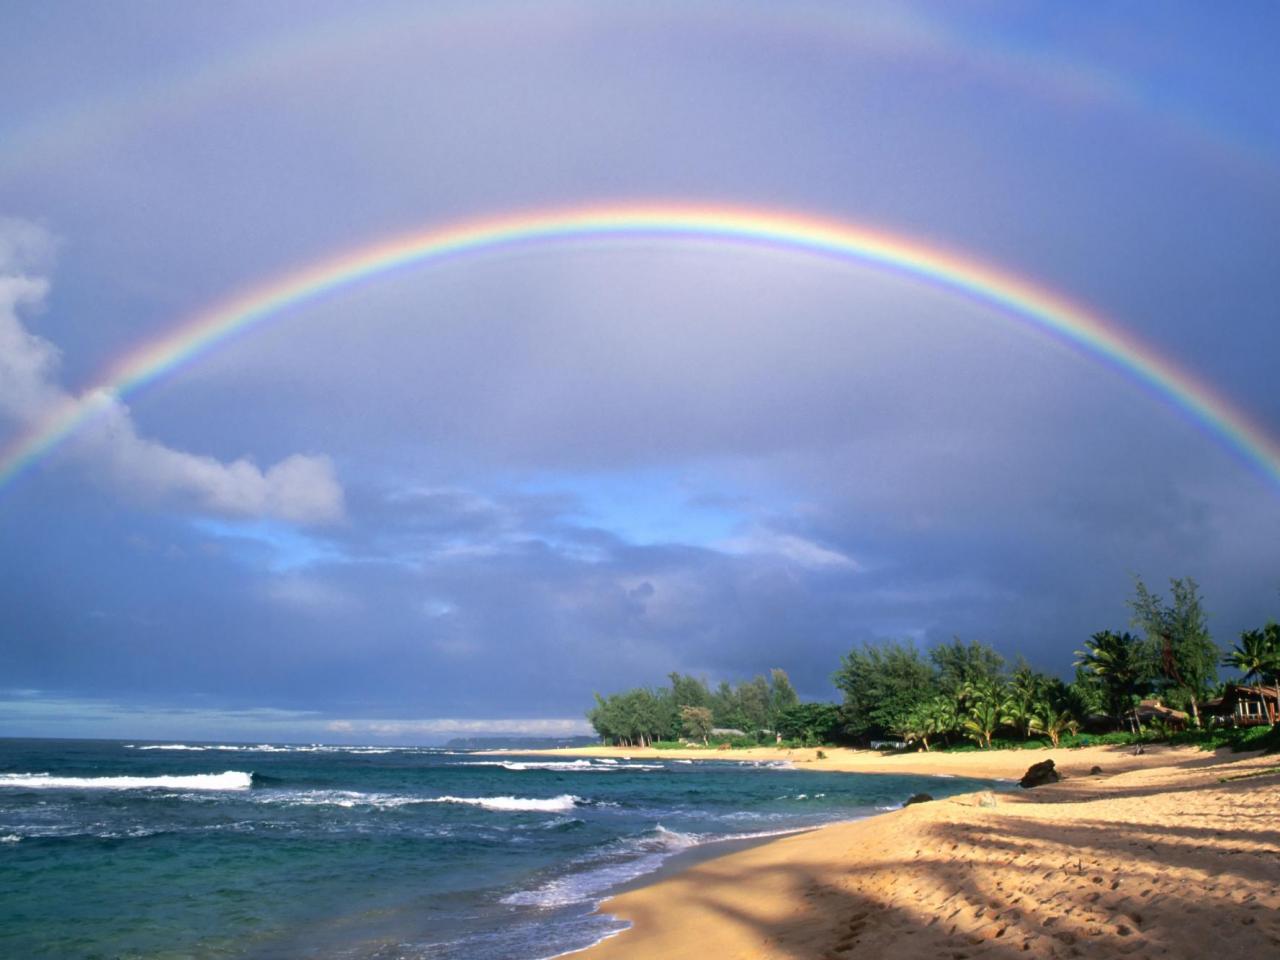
[426,794,581,813]
[0,771,253,791]
[502,823,805,908]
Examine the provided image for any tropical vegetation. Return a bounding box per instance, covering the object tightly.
[585,577,1280,750]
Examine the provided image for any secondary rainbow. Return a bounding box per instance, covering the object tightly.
[3,202,1278,491]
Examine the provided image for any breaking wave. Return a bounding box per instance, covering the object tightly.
[502,823,806,908]
[126,744,397,754]
[0,771,253,791]
[425,794,582,813]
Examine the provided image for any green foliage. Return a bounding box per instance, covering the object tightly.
[668,673,711,710]
[833,640,935,742]
[769,668,800,725]
[679,705,714,744]
[1129,576,1218,724]
[1066,665,1108,719]
[585,579,1262,752]
[586,687,671,747]
[736,675,772,733]
[1074,630,1147,722]
[775,702,841,746]
[588,669,802,746]
[960,677,1006,749]
[931,638,1005,696]
[1030,701,1079,747]
[1224,622,1280,714]
[898,695,959,751]
[1005,662,1050,738]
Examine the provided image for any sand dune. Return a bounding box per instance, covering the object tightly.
[568,747,1280,959]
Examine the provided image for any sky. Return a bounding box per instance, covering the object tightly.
[1,0,1278,743]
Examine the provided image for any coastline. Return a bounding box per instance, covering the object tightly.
[485,741,1204,781]
[551,745,1280,959]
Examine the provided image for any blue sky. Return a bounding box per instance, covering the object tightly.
[1,1,1278,742]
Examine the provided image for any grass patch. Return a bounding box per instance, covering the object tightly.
[917,725,1279,755]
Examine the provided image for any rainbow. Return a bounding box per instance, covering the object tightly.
[3,202,1279,491]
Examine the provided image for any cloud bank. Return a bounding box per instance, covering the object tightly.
[0,220,343,524]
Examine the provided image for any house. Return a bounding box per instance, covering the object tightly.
[1201,685,1279,727]
[1134,699,1190,730]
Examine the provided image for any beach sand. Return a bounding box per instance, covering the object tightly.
[558,745,1280,959]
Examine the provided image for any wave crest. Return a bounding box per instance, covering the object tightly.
[0,771,253,791]
[426,794,581,813]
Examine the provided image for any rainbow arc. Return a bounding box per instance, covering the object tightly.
[3,203,1277,491]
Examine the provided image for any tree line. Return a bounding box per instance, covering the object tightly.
[586,576,1280,749]
[587,669,800,747]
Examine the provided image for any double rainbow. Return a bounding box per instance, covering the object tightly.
[3,202,1277,491]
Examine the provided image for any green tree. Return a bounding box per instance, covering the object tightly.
[930,638,1005,697]
[1223,623,1280,724]
[1030,701,1079,747]
[900,695,959,751]
[768,668,800,729]
[710,680,746,731]
[667,673,711,709]
[1005,661,1048,739]
[1074,630,1147,728]
[960,678,1006,749]
[1130,576,1218,726]
[1066,664,1108,720]
[775,702,841,745]
[833,640,937,742]
[679,705,714,744]
[737,675,773,736]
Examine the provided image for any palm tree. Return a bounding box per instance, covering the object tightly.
[1223,625,1280,725]
[1005,665,1046,739]
[1074,631,1147,730]
[1030,701,1079,748]
[901,696,960,752]
[961,679,1006,749]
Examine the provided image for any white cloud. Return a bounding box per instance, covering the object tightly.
[720,529,860,570]
[0,220,343,524]
[264,574,359,614]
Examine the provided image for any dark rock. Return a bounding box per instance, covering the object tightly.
[1019,758,1061,789]
[1090,765,1103,776]
[904,792,934,806]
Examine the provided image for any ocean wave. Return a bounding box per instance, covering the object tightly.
[503,823,804,908]
[499,760,595,772]
[0,771,253,791]
[463,759,662,773]
[251,789,422,810]
[0,833,20,843]
[426,794,582,813]
[127,743,397,754]
[739,760,796,770]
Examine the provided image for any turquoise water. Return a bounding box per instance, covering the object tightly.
[0,739,996,959]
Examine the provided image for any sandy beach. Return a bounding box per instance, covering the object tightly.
[493,742,1205,781]
[554,745,1280,959]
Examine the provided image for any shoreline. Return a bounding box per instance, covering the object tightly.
[483,741,1205,781]
[548,744,1279,959]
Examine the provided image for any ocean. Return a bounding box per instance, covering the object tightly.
[0,739,996,959]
